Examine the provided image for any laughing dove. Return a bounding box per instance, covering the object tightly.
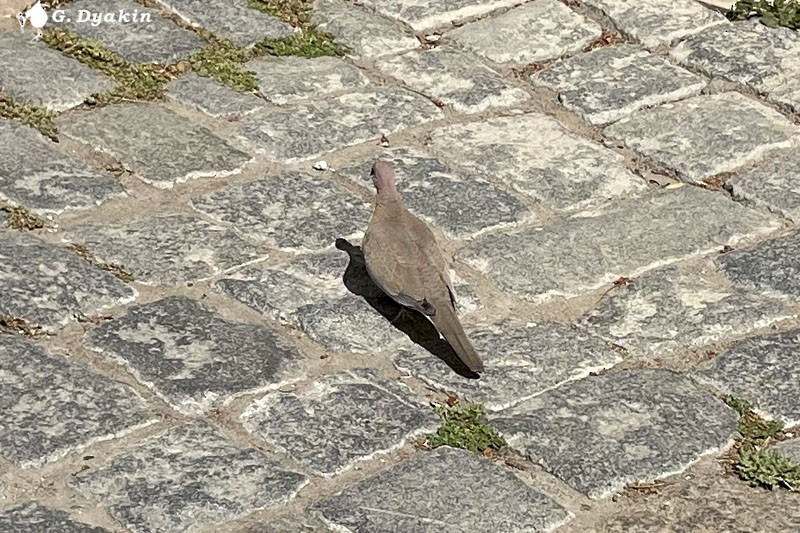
[362,160,485,374]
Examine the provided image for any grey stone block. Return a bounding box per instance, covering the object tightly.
[695,329,800,425]
[85,296,305,415]
[585,0,726,48]
[154,0,292,47]
[71,420,308,533]
[312,446,572,531]
[0,232,135,331]
[236,88,442,162]
[448,0,602,65]
[233,514,330,533]
[532,44,706,125]
[0,335,155,468]
[0,34,114,111]
[579,266,795,359]
[492,369,738,498]
[192,172,370,252]
[62,213,270,285]
[358,0,521,32]
[772,439,800,463]
[53,0,206,63]
[717,231,800,300]
[727,151,800,222]
[0,119,126,214]
[0,502,109,532]
[671,20,800,113]
[428,113,646,211]
[336,147,532,239]
[395,320,622,411]
[604,92,799,182]
[375,47,529,114]
[166,73,267,118]
[241,369,437,475]
[246,56,369,104]
[58,102,252,189]
[457,186,779,303]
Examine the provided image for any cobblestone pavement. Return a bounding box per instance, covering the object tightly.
[1,0,800,531]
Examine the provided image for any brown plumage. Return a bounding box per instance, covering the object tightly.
[362,160,484,374]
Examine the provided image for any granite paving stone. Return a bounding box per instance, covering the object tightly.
[58,102,252,189]
[236,88,442,162]
[71,420,308,533]
[532,45,706,125]
[312,446,572,531]
[491,369,738,498]
[52,0,206,63]
[358,0,520,32]
[447,0,602,65]
[166,73,267,118]
[695,329,800,425]
[0,120,126,214]
[241,369,438,476]
[726,151,800,222]
[0,502,110,532]
[395,319,622,411]
[374,47,529,113]
[154,0,292,47]
[671,20,800,113]
[246,56,369,104]
[772,439,800,463]
[457,186,780,303]
[85,296,305,415]
[336,147,532,239]
[311,0,420,59]
[62,213,270,285]
[0,232,135,331]
[0,335,155,468]
[584,0,726,49]
[604,92,799,182]
[717,230,800,300]
[233,514,330,533]
[579,266,795,359]
[0,34,114,112]
[191,172,370,252]
[428,113,646,212]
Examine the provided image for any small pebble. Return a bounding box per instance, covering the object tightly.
[313,160,329,171]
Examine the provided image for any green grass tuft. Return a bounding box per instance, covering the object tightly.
[0,93,58,141]
[188,38,259,93]
[254,28,349,58]
[426,402,506,454]
[728,0,800,30]
[737,445,800,490]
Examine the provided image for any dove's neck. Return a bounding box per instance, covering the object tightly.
[375,189,402,207]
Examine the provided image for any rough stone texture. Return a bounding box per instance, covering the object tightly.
[312,446,572,531]
[85,296,305,415]
[585,0,726,48]
[246,56,369,104]
[58,103,252,189]
[492,369,738,498]
[336,147,532,239]
[773,439,800,463]
[532,45,706,125]
[0,120,126,214]
[671,20,800,113]
[0,232,135,331]
[448,0,602,65]
[428,113,645,211]
[71,420,308,533]
[311,0,420,59]
[695,329,800,425]
[234,514,330,533]
[53,0,206,63]
[241,369,438,476]
[457,187,780,303]
[359,0,520,32]
[374,47,529,113]
[236,88,442,162]
[0,34,114,112]
[605,92,799,182]
[62,213,270,285]
[395,320,622,411]
[0,335,154,468]
[166,74,267,118]
[727,151,800,222]
[579,266,795,359]
[0,503,109,532]
[717,231,800,300]
[191,172,370,252]
[154,0,292,47]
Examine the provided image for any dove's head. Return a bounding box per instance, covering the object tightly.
[370,160,398,195]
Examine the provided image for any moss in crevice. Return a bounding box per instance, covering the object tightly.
[425,401,506,454]
[0,93,58,141]
[0,204,47,230]
[67,243,135,283]
[728,0,800,30]
[247,0,313,26]
[253,28,349,58]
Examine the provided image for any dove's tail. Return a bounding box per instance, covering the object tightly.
[433,303,484,374]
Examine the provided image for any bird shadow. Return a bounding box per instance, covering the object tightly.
[335,238,480,380]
